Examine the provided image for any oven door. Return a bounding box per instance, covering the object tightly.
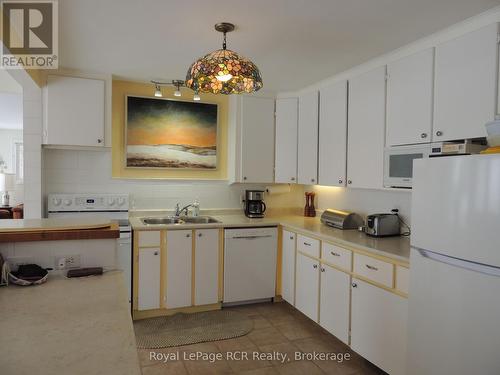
[384,145,430,188]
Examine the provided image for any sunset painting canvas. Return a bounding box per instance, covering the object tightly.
[125,96,218,169]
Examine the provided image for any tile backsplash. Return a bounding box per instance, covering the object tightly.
[42,149,302,214]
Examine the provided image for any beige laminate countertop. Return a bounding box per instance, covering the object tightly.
[130,213,410,262]
[0,271,141,375]
[0,217,112,232]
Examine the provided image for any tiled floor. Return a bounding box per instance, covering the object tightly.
[137,302,386,375]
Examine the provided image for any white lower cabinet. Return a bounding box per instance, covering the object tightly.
[166,230,193,309]
[281,230,296,305]
[194,229,219,306]
[138,248,161,310]
[295,253,319,321]
[319,264,351,345]
[351,278,408,375]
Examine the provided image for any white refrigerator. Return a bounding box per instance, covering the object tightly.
[408,154,500,375]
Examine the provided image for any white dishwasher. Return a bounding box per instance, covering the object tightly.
[223,227,278,304]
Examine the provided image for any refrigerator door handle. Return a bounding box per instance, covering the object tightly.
[416,247,500,277]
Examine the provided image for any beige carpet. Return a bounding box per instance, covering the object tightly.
[133,310,253,349]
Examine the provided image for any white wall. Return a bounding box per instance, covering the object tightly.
[307,185,412,224]
[42,149,302,214]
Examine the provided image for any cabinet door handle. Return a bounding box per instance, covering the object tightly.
[289,236,294,240]
[97,139,103,144]
[320,267,325,272]
[243,176,247,180]
[186,234,191,238]
[154,251,159,256]
[311,178,315,183]
[436,131,443,137]
[330,251,340,257]
[303,242,311,246]
[291,177,295,181]
[420,133,427,139]
[366,264,378,271]
[352,282,358,288]
[198,233,202,237]
[313,264,318,269]
[338,179,343,184]
[347,180,352,185]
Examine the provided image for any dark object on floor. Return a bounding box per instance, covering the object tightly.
[67,267,103,278]
[134,310,253,349]
[12,264,48,281]
[8,263,49,285]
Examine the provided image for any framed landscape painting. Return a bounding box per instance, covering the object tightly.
[125,96,218,169]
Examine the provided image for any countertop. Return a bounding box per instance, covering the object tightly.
[130,213,410,262]
[0,217,112,232]
[0,271,141,375]
[0,218,120,243]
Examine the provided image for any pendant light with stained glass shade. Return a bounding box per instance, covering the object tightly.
[185,23,263,95]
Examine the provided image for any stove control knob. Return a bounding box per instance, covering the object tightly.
[117,197,126,206]
[107,198,116,206]
[52,198,62,206]
[63,199,72,206]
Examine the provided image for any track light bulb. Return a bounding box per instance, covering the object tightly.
[154,84,162,97]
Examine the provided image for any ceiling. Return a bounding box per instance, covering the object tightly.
[59,0,500,92]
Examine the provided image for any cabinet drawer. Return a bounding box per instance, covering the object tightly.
[138,231,161,247]
[322,242,352,270]
[396,266,409,294]
[297,234,320,258]
[353,254,393,288]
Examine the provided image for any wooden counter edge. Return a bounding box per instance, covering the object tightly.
[0,223,120,243]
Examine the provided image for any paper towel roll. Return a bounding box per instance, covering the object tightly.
[265,184,291,195]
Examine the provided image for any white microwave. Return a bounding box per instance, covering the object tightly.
[384,144,430,188]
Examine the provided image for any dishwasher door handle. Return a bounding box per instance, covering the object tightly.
[231,235,274,239]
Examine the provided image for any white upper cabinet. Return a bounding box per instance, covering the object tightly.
[434,24,498,142]
[43,75,105,147]
[347,67,386,189]
[230,96,275,183]
[275,98,298,184]
[298,91,319,185]
[386,49,434,146]
[318,80,348,186]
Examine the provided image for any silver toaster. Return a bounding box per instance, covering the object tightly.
[365,213,400,237]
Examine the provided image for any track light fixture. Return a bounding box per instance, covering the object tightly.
[151,80,203,100]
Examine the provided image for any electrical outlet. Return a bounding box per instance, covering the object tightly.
[65,254,81,269]
[54,254,81,270]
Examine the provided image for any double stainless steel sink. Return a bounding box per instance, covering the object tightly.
[141,216,220,225]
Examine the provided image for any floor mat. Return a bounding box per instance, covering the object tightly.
[133,309,253,349]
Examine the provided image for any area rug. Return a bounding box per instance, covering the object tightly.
[133,310,253,349]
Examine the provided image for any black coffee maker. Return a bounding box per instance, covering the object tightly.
[244,190,266,218]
